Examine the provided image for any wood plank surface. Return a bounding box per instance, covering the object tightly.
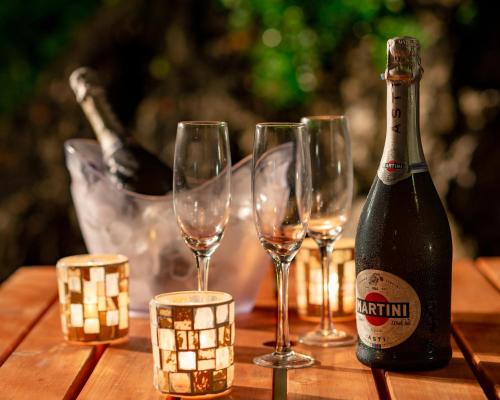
[476,257,500,292]
[451,260,500,323]
[452,259,500,399]
[0,303,100,400]
[454,322,500,400]
[0,266,58,365]
[79,310,378,399]
[384,339,486,400]
[77,318,159,400]
[382,260,500,400]
[2,261,499,399]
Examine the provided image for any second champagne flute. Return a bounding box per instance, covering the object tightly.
[299,115,355,347]
[252,122,314,368]
[173,121,231,291]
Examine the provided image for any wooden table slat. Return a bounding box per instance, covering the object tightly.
[0,304,99,400]
[476,257,500,292]
[0,266,58,365]
[451,260,500,323]
[1,260,499,399]
[79,316,379,399]
[382,260,500,400]
[454,322,500,400]
[384,339,487,400]
[451,258,500,399]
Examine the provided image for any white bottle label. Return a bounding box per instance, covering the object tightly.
[356,269,421,349]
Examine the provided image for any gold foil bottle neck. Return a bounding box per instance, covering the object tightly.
[384,36,423,83]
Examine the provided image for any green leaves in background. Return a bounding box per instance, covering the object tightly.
[220,0,426,108]
[0,0,102,115]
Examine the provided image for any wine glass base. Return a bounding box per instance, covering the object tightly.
[253,351,315,369]
[299,329,356,348]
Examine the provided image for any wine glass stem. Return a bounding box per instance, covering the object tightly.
[196,255,210,291]
[319,241,335,332]
[275,260,292,354]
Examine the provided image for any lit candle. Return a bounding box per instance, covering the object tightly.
[296,238,356,321]
[57,254,129,343]
[150,291,235,398]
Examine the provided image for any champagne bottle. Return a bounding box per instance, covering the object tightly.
[69,67,173,196]
[355,37,452,370]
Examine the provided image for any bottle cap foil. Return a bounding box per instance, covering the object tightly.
[384,36,423,83]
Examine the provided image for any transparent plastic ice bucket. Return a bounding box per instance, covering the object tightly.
[64,139,268,314]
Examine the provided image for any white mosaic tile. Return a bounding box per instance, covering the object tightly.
[83,280,97,304]
[194,307,214,330]
[105,273,119,296]
[216,347,230,370]
[84,303,98,319]
[158,328,176,350]
[119,306,128,329]
[84,318,100,334]
[90,267,105,282]
[70,304,83,327]
[106,310,119,326]
[178,351,197,370]
[199,328,217,349]
[118,292,128,307]
[97,296,107,311]
[161,350,177,372]
[68,276,81,293]
[216,304,228,324]
[169,372,191,393]
[198,359,216,370]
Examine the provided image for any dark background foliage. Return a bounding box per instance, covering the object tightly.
[0,0,498,281]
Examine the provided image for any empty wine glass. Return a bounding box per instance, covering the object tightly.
[252,122,314,368]
[298,115,355,347]
[173,121,231,291]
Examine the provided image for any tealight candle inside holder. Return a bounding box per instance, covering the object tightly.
[150,291,235,399]
[295,238,355,321]
[57,254,129,343]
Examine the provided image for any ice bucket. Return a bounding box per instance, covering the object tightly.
[64,139,268,314]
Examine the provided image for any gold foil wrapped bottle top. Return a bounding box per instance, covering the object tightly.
[384,36,423,83]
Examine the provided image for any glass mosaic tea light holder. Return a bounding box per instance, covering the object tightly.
[295,238,355,322]
[150,291,235,399]
[57,254,129,343]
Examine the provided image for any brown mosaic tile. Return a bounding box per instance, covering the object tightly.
[158,316,173,329]
[193,370,211,393]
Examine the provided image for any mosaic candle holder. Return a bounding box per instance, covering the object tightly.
[150,291,235,399]
[295,238,355,321]
[57,254,129,342]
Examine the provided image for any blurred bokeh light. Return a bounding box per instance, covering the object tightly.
[0,0,498,281]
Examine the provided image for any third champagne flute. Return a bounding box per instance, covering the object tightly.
[252,122,314,368]
[173,121,231,291]
[299,115,355,347]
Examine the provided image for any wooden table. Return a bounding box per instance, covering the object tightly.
[0,259,499,399]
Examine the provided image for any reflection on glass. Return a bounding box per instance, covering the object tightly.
[174,121,231,291]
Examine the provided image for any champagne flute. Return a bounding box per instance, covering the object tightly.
[252,122,314,368]
[298,115,355,347]
[173,121,231,291]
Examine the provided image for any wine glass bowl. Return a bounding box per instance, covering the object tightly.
[174,121,231,291]
[252,122,314,369]
[298,115,355,347]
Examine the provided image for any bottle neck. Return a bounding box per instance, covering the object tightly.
[377,80,427,185]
